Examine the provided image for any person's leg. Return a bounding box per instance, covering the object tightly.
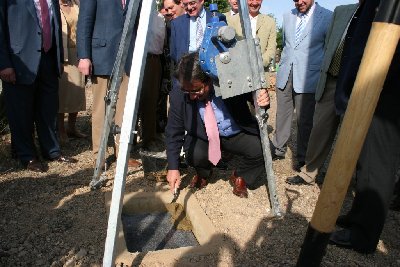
[184,137,213,178]
[348,111,400,253]
[294,92,315,165]
[58,113,68,143]
[91,76,109,154]
[298,75,340,183]
[3,82,37,164]
[272,70,294,158]
[222,132,264,187]
[140,56,162,148]
[114,73,129,155]
[35,50,61,159]
[66,112,87,138]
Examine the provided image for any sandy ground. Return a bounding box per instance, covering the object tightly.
[0,82,399,266]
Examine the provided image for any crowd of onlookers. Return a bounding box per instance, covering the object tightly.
[0,0,399,256]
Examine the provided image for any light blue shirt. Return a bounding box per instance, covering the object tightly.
[189,7,206,52]
[198,93,241,137]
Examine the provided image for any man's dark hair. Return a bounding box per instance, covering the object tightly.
[174,52,210,85]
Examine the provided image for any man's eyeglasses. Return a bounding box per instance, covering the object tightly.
[182,1,198,8]
[181,85,204,95]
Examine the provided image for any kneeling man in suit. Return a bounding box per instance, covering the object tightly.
[166,52,270,198]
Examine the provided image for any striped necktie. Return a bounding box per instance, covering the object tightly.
[295,14,306,45]
[196,16,203,50]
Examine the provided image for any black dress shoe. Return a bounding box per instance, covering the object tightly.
[272,154,285,161]
[26,159,46,173]
[286,175,312,185]
[329,228,353,249]
[51,155,78,163]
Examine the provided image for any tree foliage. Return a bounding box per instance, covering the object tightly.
[204,0,230,13]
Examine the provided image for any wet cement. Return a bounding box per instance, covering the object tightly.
[121,210,199,252]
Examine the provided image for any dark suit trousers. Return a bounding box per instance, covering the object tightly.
[184,132,265,187]
[3,50,60,164]
[347,96,400,253]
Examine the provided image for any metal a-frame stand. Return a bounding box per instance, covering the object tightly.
[100,0,155,266]
[100,0,282,264]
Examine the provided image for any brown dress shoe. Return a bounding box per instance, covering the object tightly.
[188,175,208,190]
[127,158,141,168]
[26,159,46,173]
[229,172,248,198]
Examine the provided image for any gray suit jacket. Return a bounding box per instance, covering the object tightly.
[315,4,358,101]
[0,0,63,84]
[276,3,332,93]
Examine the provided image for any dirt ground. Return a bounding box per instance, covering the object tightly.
[0,83,399,266]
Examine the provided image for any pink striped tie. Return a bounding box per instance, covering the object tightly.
[39,0,51,52]
[204,100,221,166]
[122,0,126,8]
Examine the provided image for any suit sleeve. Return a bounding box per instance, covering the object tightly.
[76,0,97,60]
[262,17,277,68]
[0,1,12,70]
[165,88,186,170]
[323,7,338,50]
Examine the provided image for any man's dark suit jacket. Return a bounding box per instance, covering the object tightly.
[169,10,213,65]
[77,0,133,75]
[0,0,63,84]
[335,0,400,115]
[166,88,259,170]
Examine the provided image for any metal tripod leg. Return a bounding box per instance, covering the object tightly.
[90,0,142,190]
[238,0,282,217]
[102,0,155,266]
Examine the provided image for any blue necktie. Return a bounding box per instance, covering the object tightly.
[295,14,306,44]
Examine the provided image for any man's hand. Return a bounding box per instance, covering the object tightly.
[167,169,181,193]
[257,89,270,107]
[78,58,92,76]
[0,68,16,84]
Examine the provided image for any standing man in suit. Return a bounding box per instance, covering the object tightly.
[166,52,270,198]
[229,0,276,89]
[272,0,332,169]
[223,0,238,17]
[286,3,360,185]
[169,0,226,67]
[329,0,400,253]
[77,0,140,167]
[223,0,238,26]
[163,0,185,21]
[0,0,77,172]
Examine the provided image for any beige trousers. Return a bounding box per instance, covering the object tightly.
[91,74,129,155]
